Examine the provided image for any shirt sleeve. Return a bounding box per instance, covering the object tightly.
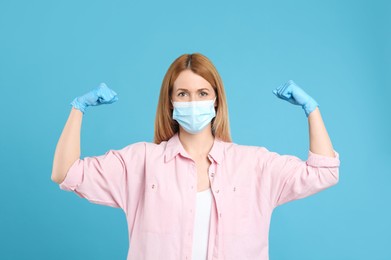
[257,147,340,209]
[58,142,146,211]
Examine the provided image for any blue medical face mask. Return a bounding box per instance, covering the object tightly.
[171,97,217,134]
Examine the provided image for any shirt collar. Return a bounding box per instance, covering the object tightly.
[164,132,225,164]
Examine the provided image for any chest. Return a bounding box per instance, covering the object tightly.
[139,154,262,237]
[195,157,212,192]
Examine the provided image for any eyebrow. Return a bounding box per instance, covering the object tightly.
[176,88,210,92]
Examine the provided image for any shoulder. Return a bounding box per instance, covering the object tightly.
[221,140,270,157]
[120,140,166,151]
[222,142,268,152]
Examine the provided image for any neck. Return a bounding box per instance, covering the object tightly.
[178,125,215,159]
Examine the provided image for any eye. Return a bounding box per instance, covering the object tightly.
[200,91,208,96]
[177,92,187,97]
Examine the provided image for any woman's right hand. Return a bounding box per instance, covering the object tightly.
[70,83,119,114]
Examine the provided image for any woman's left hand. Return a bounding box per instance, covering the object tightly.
[272,80,319,117]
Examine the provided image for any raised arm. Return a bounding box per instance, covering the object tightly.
[51,82,118,184]
[263,80,340,208]
[273,79,336,157]
[308,107,335,157]
[51,108,82,184]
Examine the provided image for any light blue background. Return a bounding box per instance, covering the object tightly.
[1,0,390,259]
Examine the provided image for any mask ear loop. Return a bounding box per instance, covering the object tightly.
[211,96,217,135]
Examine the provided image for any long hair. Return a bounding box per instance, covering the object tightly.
[153,53,232,144]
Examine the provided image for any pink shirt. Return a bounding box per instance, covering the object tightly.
[59,132,340,260]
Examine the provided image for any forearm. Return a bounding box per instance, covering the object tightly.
[51,108,83,183]
[308,107,336,157]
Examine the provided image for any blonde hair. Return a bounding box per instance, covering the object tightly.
[153,53,232,144]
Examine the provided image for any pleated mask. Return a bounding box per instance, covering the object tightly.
[171,97,217,134]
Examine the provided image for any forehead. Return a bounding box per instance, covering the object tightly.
[173,70,212,91]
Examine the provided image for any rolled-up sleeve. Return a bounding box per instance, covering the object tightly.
[59,142,146,211]
[257,147,340,209]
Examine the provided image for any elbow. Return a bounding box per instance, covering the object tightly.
[314,166,339,188]
[51,159,78,184]
[51,174,60,184]
[51,172,65,184]
[329,167,340,186]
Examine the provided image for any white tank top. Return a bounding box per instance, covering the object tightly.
[192,187,213,260]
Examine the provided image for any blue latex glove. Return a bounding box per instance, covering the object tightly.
[70,83,118,114]
[272,80,319,117]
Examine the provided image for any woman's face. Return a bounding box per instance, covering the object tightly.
[171,70,216,103]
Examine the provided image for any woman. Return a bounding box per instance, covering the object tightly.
[51,53,340,260]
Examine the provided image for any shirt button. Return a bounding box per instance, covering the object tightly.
[219,213,222,218]
[190,209,193,213]
[191,185,194,189]
[215,189,219,193]
[210,172,215,178]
